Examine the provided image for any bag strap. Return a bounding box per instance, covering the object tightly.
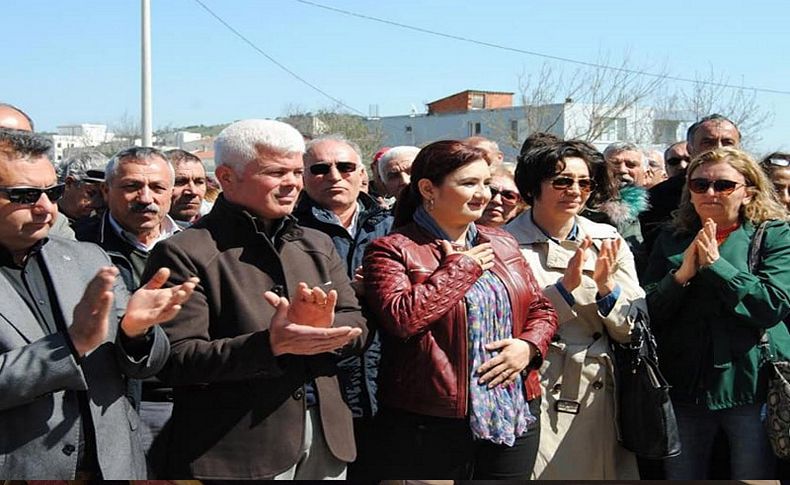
[750,222,774,364]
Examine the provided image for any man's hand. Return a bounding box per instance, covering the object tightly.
[264,290,362,356]
[287,282,337,328]
[69,267,118,357]
[120,268,199,338]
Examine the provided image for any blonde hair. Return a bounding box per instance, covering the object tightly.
[671,147,789,235]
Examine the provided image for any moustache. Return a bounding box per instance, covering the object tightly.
[129,202,161,214]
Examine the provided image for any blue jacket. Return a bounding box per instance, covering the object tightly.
[294,192,393,417]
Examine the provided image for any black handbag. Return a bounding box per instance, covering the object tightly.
[610,306,682,459]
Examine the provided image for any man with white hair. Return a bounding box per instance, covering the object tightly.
[57,150,107,226]
[145,119,366,479]
[376,145,419,198]
[465,135,504,168]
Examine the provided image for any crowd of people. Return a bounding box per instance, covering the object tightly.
[0,100,789,481]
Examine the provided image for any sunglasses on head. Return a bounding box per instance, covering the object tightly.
[666,156,690,167]
[765,158,790,168]
[688,178,746,195]
[550,176,597,193]
[308,161,358,176]
[0,184,65,205]
[488,185,520,205]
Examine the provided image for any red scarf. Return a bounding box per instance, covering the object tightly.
[716,223,740,245]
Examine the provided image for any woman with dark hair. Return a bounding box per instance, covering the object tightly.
[761,152,790,212]
[363,140,558,479]
[506,141,644,479]
[643,147,790,479]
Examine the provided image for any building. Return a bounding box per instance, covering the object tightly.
[47,124,114,163]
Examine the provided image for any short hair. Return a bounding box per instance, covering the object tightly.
[518,131,562,160]
[672,147,788,234]
[304,134,362,164]
[603,142,647,167]
[215,119,305,174]
[59,150,108,182]
[515,140,615,207]
[761,152,790,176]
[164,148,205,168]
[0,129,51,160]
[0,102,35,131]
[105,146,173,185]
[393,140,490,227]
[377,145,420,175]
[686,113,741,146]
[664,141,686,161]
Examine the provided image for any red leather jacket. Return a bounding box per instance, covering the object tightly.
[363,222,558,418]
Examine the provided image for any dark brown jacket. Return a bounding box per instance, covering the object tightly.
[363,222,557,418]
[143,195,367,479]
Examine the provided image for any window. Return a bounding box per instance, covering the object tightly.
[597,117,626,142]
[468,122,482,136]
[471,93,485,110]
[405,125,412,133]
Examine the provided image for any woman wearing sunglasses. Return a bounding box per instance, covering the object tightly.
[362,140,558,479]
[506,141,645,479]
[760,152,790,212]
[477,165,526,227]
[642,147,790,479]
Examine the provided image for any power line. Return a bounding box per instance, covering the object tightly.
[295,0,790,97]
[191,0,366,116]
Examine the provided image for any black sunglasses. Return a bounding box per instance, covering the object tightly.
[765,158,790,168]
[550,176,597,193]
[688,178,746,195]
[308,162,358,176]
[0,184,65,205]
[666,156,690,167]
[488,185,520,205]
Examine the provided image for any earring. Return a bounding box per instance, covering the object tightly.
[426,198,435,211]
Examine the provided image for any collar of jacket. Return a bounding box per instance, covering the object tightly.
[506,209,620,246]
[203,194,303,243]
[294,191,390,229]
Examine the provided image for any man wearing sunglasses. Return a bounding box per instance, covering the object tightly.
[0,129,197,479]
[295,135,392,479]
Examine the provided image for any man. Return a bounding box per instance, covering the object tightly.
[57,150,107,226]
[0,102,34,132]
[295,134,393,480]
[376,145,419,198]
[604,142,649,188]
[164,149,210,227]
[664,141,691,179]
[465,135,504,168]
[643,149,667,188]
[687,113,740,157]
[145,119,366,479]
[0,129,196,479]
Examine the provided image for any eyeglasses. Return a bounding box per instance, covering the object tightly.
[666,156,690,167]
[688,178,746,195]
[0,184,65,205]
[765,158,790,168]
[488,185,520,205]
[308,162,358,176]
[550,176,597,193]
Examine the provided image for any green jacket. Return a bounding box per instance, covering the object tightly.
[643,220,790,410]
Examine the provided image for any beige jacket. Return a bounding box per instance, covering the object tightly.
[507,210,644,480]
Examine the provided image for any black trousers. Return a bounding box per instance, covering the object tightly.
[375,398,541,480]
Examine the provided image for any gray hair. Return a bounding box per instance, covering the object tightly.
[0,129,50,159]
[105,146,174,185]
[305,134,362,164]
[603,142,647,168]
[215,119,305,174]
[59,149,108,182]
[164,148,205,168]
[377,145,420,176]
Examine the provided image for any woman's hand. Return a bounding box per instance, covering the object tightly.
[593,238,621,296]
[440,240,495,271]
[695,218,720,267]
[476,339,535,388]
[674,233,700,285]
[560,236,592,292]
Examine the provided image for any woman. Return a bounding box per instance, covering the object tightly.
[363,140,558,479]
[761,152,790,212]
[506,141,644,479]
[643,147,790,479]
[477,164,526,227]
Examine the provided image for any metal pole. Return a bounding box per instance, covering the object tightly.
[141,0,153,146]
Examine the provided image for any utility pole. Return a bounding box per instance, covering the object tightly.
[141,0,153,146]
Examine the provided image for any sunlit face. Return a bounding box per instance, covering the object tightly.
[420,159,491,230]
[606,150,646,187]
[103,157,173,235]
[380,154,414,197]
[690,120,740,157]
[0,154,58,255]
[303,140,362,213]
[688,160,751,227]
[768,166,790,212]
[534,157,593,218]
[478,174,520,227]
[170,160,207,222]
[218,150,304,220]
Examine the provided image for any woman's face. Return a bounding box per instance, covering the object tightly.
[534,157,592,218]
[688,160,752,227]
[421,159,491,229]
[768,166,790,212]
[478,174,521,227]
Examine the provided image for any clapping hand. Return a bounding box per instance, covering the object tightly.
[695,218,720,267]
[560,236,592,292]
[287,282,337,328]
[121,268,200,338]
[593,238,621,296]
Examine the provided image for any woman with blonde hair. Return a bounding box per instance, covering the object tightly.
[643,147,790,479]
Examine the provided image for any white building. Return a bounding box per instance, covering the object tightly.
[48,124,114,163]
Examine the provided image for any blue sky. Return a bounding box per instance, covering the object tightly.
[4,0,788,154]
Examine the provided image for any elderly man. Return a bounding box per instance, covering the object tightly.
[604,142,648,188]
[465,135,504,167]
[145,119,366,480]
[643,149,667,188]
[57,150,107,226]
[0,130,196,479]
[295,134,392,480]
[376,145,419,198]
[164,149,210,227]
